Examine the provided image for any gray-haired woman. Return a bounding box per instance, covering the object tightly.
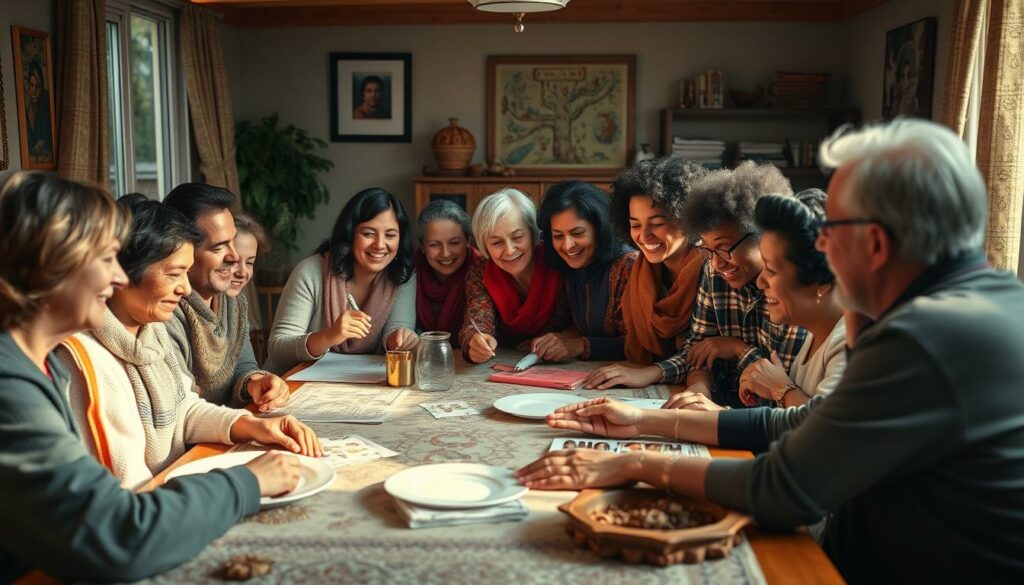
[414,199,481,344]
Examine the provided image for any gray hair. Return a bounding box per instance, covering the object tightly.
[416,198,472,242]
[472,188,538,252]
[819,118,987,265]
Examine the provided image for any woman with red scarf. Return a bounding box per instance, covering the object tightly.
[414,199,481,344]
[458,188,569,363]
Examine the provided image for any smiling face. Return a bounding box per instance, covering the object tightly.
[421,219,470,280]
[362,81,382,109]
[549,208,597,270]
[485,214,534,279]
[628,195,687,266]
[352,208,400,276]
[228,232,258,297]
[110,243,194,327]
[48,238,128,331]
[699,222,763,289]
[756,232,820,326]
[190,209,238,300]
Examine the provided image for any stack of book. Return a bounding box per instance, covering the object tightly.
[737,141,789,168]
[768,72,828,109]
[671,137,727,169]
[786,139,820,168]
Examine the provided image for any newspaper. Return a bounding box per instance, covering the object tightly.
[549,437,710,458]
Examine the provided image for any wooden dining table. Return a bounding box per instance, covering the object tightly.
[141,351,843,585]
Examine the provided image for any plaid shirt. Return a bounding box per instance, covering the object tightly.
[656,262,808,384]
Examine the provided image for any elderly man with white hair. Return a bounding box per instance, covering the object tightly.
[514,119,1024,583]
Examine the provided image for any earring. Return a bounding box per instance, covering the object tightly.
[816,288,824,304]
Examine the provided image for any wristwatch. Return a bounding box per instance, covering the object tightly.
[773,382,800,407]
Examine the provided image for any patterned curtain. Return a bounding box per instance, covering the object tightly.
[976,0,1024,272]
[56,0,109,186]
[180,4,240,197]
[939,0,987,137]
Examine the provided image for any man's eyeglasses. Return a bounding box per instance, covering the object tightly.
[816,218,885,238]
[695,232,752,262]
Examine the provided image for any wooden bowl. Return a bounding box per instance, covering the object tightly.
[558,488,751,566]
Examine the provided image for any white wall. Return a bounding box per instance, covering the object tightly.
[231,21,849,259]
[0,0,55,179]
[846,0,956,123]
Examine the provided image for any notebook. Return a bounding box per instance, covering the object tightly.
[487,367,588,390]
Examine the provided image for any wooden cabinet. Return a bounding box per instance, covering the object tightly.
[413,175,616,216]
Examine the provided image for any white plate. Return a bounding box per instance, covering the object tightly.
[493,393,583,420]
[384,463,527,509]
[166,451,336,509]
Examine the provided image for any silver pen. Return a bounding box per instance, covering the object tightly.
[346,293,360,312]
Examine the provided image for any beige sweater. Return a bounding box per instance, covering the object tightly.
[57,328,247,490]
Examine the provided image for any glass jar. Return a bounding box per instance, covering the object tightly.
[416,331,455,391]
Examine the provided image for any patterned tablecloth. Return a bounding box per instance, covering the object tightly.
[144,351,767,585]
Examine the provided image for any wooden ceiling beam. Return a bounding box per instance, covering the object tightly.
[211,1,853,27]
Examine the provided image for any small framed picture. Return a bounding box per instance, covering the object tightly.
[11,26,57,170]
[330,52,411,142]
[882,17,936,119]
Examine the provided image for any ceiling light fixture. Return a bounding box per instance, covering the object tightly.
[467,0,571,33]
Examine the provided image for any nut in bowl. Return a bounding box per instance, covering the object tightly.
[558,488,751,566]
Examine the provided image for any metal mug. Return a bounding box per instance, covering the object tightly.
[386,350,414,387]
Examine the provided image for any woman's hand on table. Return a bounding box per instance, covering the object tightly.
[685,336,748,370]
[246,373,290,413]
[467,332,498,363]
[546,397,643,439]
[530,333,584,362]
[244,450,303,497]
[386,328,419,351]
[581,363,660,389]
[516,449,637,490]
[663,389,725,411]
[230,415,323,457]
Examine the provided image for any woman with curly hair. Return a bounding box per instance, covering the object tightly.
[582,157,709,387]
[266,188,418,374]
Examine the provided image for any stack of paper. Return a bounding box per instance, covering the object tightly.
[286,353,386,383]
[394,498,529,529]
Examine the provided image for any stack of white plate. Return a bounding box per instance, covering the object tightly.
[384,463,527,510]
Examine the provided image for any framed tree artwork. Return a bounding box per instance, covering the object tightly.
[330,52,412,142]
[11,26,57,170]
[882,18,936,119]
[487,55,635,175]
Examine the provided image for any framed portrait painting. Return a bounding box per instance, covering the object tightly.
[487,55,635,175]
[11,26,57,170]
[330,52,411,142]
[882,18,936,119]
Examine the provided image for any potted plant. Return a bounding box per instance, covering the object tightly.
[236,113,334,285]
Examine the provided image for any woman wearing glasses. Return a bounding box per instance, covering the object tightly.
[655,163,808,409]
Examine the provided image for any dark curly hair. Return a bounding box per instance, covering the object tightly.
[117,194,202,286]
[681,161,794,238]
[538,181,624,273]
[610,157,709,244]
[316,188,413,285]
[755,189,833,286]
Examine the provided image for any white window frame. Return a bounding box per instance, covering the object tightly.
[106,0,190,198]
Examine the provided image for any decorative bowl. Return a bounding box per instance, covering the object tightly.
[729,87,764,108]
[558,488,751,566]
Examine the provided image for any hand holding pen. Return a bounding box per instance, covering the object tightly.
[467,318,498,364]
[329,293,372,344]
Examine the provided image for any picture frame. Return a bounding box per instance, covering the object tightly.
[487,55,635,176]
[11,26,57,170]
[330,52,411,143]
[882,17,936,120]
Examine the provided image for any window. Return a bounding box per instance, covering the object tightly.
[106,0,188,198]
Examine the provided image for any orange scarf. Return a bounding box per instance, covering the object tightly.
[622,247,704,363]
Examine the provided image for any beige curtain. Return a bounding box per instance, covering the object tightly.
[56,0,109,186]
[975,0,1024,271]
[939,0,987,137]
[180,4,240,196]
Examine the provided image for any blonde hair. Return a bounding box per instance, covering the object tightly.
[0,171,130,329]
[472,188,538,252]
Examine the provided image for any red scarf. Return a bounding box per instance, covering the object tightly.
[415,248,481,340]
[483,245,563,337]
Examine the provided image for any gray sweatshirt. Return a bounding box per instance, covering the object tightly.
[704,261,1024,583]
[0,331,260,582]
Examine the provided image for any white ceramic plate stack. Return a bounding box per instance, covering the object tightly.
[384,462,528,509]
[166,451,336,509]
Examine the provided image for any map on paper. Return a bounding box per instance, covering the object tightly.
[549,437,710,458]
[262,383,404,423]
[286,353,386,383]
